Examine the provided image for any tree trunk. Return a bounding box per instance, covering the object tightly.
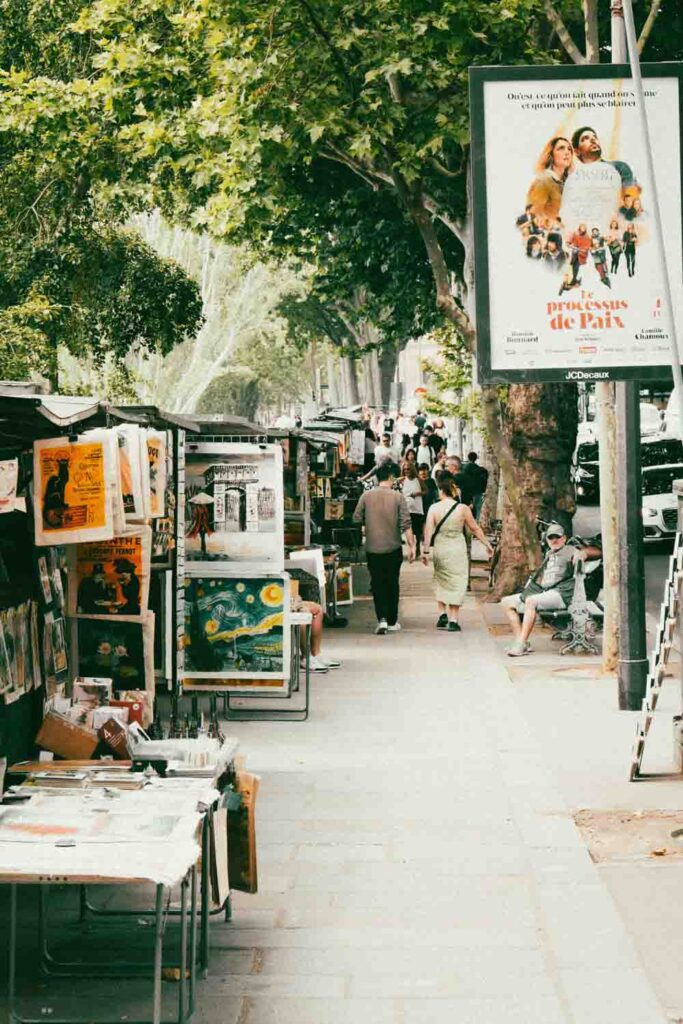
[343,355,361,405]
[327,354,340,406]
[479,434,501,533]
[488,382,578,598]
[378,342,398,408]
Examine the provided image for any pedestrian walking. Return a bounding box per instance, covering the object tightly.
[353,462,415,635]
[421,473,493,632]
[416,433,435,469]
[462,452,489,521]
[401,464,425,556]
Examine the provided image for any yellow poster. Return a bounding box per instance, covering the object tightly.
[69,526,151,619]
[34,435,114,546]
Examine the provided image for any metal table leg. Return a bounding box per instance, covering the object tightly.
[188,866,198,1015]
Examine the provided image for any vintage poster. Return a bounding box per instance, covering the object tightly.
[37,554,53,605]
[68,526,151,618]
[0,609,13,696]
[470,64,683,383]
[142,430,167,519]
[185,443,284,571]
[43,610,69,696]
[74,614,154,694]
[30,601,42,690]
[335,566,353,606]
[116,425,145,521]
[295,440,308,497]
[34,433,115,545]
[348,430,366,466]
[183,575,290,681]
[0,459,18,514]
[50,547,66,611]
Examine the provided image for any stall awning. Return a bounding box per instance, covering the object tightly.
[0,390,200,452]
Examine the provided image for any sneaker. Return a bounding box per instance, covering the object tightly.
[309,655,329,673]
[386,623,402,633]
[507,640,531,657]
[320,657,341,669]
[375,620,388,635]
[447,621,461,632]
[436,613,448,629]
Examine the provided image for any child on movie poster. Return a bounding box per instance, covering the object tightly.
[69,527,151,618]
[471,68,683,379]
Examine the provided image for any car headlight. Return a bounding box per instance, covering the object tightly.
[643,508,658,518]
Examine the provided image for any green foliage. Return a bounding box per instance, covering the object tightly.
[422,324,473,419]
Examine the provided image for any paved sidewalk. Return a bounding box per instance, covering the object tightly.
[218,559,668,1024]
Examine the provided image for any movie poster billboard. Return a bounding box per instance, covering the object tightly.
[185,443,284,571]
[183,575,290,685]
[68,526,151,618]
[469,63,683,383]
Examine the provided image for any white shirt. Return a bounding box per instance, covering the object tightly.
[416,445,434,468]
[402,477,424,515]
[374,444,396,467]
[560,161,623,234]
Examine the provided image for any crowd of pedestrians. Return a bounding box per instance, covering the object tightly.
[353,411,492,635]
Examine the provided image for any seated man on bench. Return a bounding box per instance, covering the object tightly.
[501,521,599,658]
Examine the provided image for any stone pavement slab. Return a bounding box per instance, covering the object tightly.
[219,560,668,1024]
[3,559,671,1023]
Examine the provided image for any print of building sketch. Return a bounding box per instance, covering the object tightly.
[185,443,284,570]
[183,575,290,680]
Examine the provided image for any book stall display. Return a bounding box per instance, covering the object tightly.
[0,391,262,1024]
[181,421,313,721]
[295,412,368,620]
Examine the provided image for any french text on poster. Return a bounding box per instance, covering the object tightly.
[68,527,151,618]
[34,434,115,545]
[469,63,683,383]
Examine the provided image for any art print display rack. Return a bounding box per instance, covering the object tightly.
[0,390,200,765]
[180,421,311,721]
[630,485,683,779]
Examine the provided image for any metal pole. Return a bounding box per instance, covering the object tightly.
[621,0,683,408]
[612,0,647,709]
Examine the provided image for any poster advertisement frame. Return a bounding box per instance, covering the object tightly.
[469,62,683,384]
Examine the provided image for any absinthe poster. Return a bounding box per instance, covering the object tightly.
[480,73,682,377]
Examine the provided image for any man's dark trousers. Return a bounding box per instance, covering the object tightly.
[366,547,403,625]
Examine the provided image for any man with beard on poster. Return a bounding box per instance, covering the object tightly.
[560,126,636,235]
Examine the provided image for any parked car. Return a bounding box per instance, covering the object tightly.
[642,463,683,542]
[574,441,599,503]
[574,437,683,504]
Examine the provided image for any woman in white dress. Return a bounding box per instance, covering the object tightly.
[422,473,493,632]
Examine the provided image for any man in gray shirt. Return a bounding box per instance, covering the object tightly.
[353,462,415,634]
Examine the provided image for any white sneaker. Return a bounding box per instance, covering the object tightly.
[320,657,341,669]
[375,620,388,635]
[386,623,402,633]
[309,655,329,673]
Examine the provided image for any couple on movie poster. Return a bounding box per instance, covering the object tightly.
[516,124,646,293]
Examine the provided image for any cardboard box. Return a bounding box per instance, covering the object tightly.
[36,712,99,760]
